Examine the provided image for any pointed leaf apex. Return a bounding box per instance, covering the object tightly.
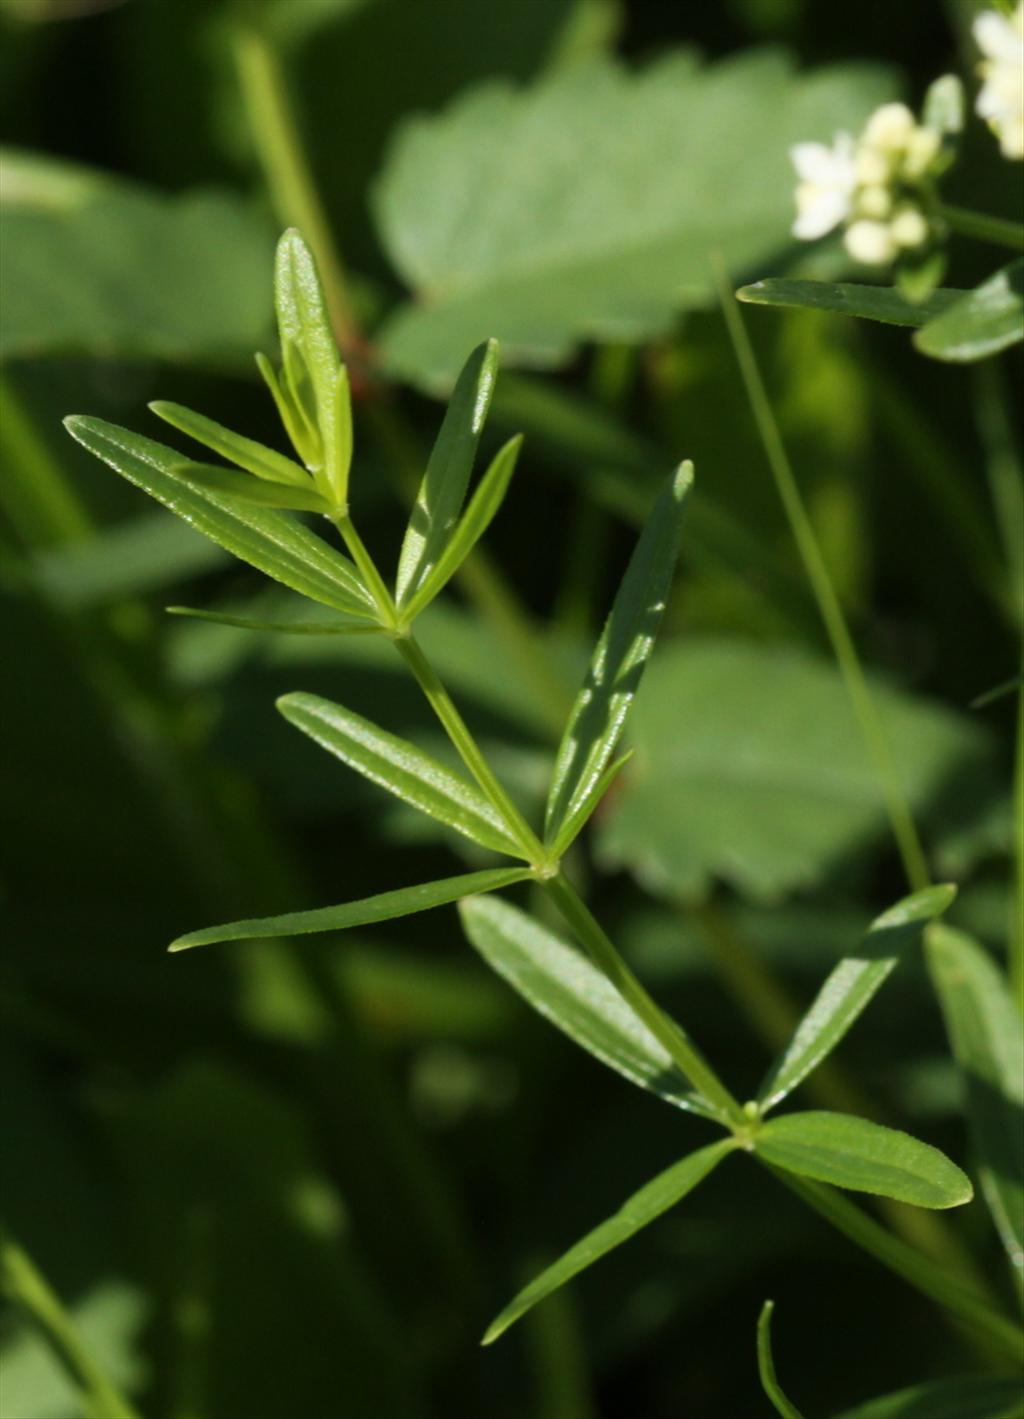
[673,460,695,499]
[870,883,956,932]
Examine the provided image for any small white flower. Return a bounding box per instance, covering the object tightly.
[863,102,917,152]
[845,219,897,265]
[902,126,942,177]
[858,184,892,219]
[974,3,1024,159]
[790,134,856,239]
[890,207,929,249]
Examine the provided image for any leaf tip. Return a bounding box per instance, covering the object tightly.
[672,460,695,501]
[736,283,765,304]
[480,1318,506,1346]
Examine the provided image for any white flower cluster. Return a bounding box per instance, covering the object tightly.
[791,103,941,266]
[974,3,1024,160]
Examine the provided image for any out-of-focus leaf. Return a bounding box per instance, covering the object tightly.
[756,1302,805,1419]
[544,464,691,843]
[482,1139,734,1343]
[925,924,1024,1277]
[833,1375,1024,1419]
[165,606,380,636]
[914,260,1024,362]
[373,51,893,383]
[0,148,273,363]
[148,402,310,487]
[277,691,526,856]
[755,1111,973,1208]
[170,867,532,951]
[63,419,375,617]
[459,894,714,1116]
[395,340,498,609]
[757,885,957,1111]
[737,278,963,327]
[403,434,522,620]
[598,640,989,901]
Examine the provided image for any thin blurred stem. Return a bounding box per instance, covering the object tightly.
[230,10,362,356]
[1,1233,141,1419]
[1015,679,1024,1011]
[769,1170,1024,1362]
[974,361,1024,629]
[938,204,1024,252]
[0,375,92,546]
[717,266,931,895]
[544,873,744,1124]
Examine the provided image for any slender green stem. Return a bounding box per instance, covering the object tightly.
[0,375,92,546]
[230,11,362,356]
[974,363,1024,628]
[394,633,545,864]
[1,1233,141,1419]
[939,204,1024,252]
[769,1169,1024,1361]
[331,512,398,627]
[1015,677,1024,1011]
[717,266,931,894]
[544,872,744,1124]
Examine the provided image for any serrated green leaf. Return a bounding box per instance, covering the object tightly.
[165,606,381,636]
[403,433,522,621]
[756,1303,805,1419]
[170,867,531,951]
[172,462,331,514]
[925,923,1024,1277]
[544,464,691,843]
[757,885,957,1112]
[547,751,633,860]
[755,1111,973,1209]
[277,691,526,857]
[737,278,963,327]
[395,340,499,608]
[274,230,351,502]
[459,894,714,1117]
[914,260,1024,362]
[148,401,310,487]
[373,51,894,383]
[63,418,376,618]
[481,1139,734,1343]
[834,1375,1024,1419]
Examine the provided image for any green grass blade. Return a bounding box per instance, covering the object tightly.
[64,417,376,617]
[481,1140,734,1344]
[834,1375,1024,1419]
[737,278,963,328]
[546,751,633,861]
[756,1303,805,1419]
[403,432,521,621]
[755,1111,973,1209]
[544,462,692,842]
[172,461,330,513]
[758,885,957,1112]
[459,894,716,1118]
[170,867,531,951]
[166,606,381,635]
[148,400,310,487]
[277,690,527,857]
[275,228,348,501]
[395,339,499,609]
[925,923,1024,1279]
[914,259,1024,362]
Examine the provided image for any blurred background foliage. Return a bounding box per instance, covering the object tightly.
[0,0,1019,1415]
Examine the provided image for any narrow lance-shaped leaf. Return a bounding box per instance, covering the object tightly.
[395,338,499,609]
[172,462,331,514]
[754,1111,973,1209]
[756,1303,806,1419]
[547,751,633,861]
[757,884,957,1112]
[834,1375,1024,1419]
[148,400,311,487]
[403,432,522,621]
[925,923,1024,1277]
[482,1139,734,1344]
[737,278,963,328]
[459,894,715,1118]
[63,418,376,618]
[170,867,532,952]
[914,259,1024,363]
[275,229,349,501]
[166,606,381,636]
[544,462,692,842]
[278,691,526,858]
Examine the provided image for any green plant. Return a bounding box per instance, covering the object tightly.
[61,230,1022,1414]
